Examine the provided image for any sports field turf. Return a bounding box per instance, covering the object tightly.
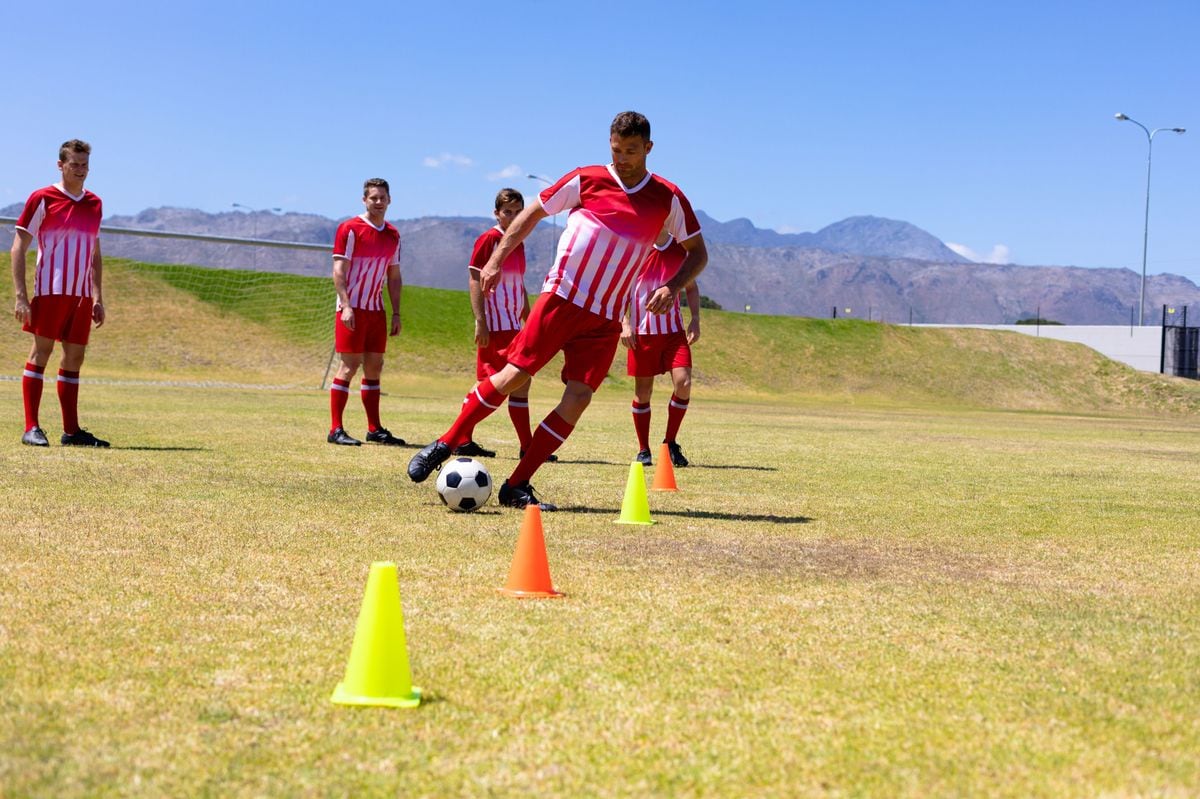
[1,260,1198,796]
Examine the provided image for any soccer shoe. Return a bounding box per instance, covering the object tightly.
[21,427,49,447]
[666,441,689,467]
[365,427,406,446]
[519,449,559,463]
[327,427,362,446]
[61,429,110,448]
[498,480,557,512]
[454,440,495,458]
[635,449,652,466]
[407,440,451,483]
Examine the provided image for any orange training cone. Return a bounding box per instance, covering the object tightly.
[651,443,679,492]
[615,461,655,525]
[498,505,564,598]
[331,561,421,708]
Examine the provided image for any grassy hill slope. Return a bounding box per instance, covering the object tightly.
[2,256,1198,412]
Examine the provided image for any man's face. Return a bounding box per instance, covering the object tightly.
[362,186,390,217]
[610,134,652,184]
[58,152,90,186]
[494,199,523,231]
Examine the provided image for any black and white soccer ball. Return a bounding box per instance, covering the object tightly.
[436,457,492,512]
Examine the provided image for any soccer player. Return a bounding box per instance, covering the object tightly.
[621,234,701,467]
[12,139,109,447]
[327,178,406,447]
[456,188,556,462]
[408,111,708,510]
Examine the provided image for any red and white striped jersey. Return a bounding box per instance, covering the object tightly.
[538,165,700,321]
[469,225,526,332]
[15,185,103,298]
[629,239,688,335]
[333,215,401,311]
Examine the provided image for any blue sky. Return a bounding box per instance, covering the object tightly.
[4,1,1197,280]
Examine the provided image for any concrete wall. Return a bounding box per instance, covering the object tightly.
[921,325,1162,373]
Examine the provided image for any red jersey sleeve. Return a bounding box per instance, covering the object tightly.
[539,168,584,216]
[333,220,352,259]
[664,188,701,244]
[469,229,498,271]
[15,190,47,235]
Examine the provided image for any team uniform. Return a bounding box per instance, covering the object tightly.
[626,239,692,377]
[469,226,526,379]
[332,215,401,354]
[16,185,103,346]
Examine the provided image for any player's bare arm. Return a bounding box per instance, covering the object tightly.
[91,241,106,327]
[647,235,708,315]
[332,256,355,330]
[481,204,548,293]
[685,281,701,345]
[387,263,402,336]
[11,229,32,324]
[619,301,637,350]
[467,267,490,348]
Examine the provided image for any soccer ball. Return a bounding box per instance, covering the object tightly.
[436,457,492,512]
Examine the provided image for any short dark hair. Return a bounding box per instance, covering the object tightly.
[610,111,650,141]
[363,177,390,197]
[495,188,524,210]
[58,139,91,162]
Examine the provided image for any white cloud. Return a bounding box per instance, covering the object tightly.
[946,242,1011,264]
[487,164,523,181]
[422,153,474,169]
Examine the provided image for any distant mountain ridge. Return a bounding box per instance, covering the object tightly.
[5,203,1199,324]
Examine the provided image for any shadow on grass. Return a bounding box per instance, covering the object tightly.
[562,506,811,525]
[112,446,208,452]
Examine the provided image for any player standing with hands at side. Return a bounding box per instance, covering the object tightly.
[12,139,109,447]
[408,111,707,510]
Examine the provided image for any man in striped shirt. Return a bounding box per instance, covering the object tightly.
[408,111,708,510]
[327,178,405,447]
[621,235,701,468]
[12,139,109,447]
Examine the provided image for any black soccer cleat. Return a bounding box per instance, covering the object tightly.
[21,426,49,447]
[454,440,495,458]
[407,440,451,483]
[365,427,405,446]
[666,440,689,468]
[498,480,557,512]
[519,449,558,463]
[327,427,362,446]
[635,449,652,466]
[61,429,110,448]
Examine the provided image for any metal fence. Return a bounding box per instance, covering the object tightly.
[1161,305,1198,379]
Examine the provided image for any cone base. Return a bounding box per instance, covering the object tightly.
[331,683,422,708]
[497,587,565,598]
[649,487,679,492]
[615,518,656,525]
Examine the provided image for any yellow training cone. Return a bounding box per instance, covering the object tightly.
[331,561,421,708]
[615,461,655,525]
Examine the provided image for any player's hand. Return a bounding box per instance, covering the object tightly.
[14,298,31,326]
[390,315,402,337]
[92,301,106,328]
[620,323,636,350]
[645,285,674,315]
[687,317,700,345]
[474,319,490,349]
[480,262,501,294]
[340,306,355,331]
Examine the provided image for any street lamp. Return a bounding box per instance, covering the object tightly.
[527,174,558,269]
[1114,113,1186,325]
[232,203,283,269]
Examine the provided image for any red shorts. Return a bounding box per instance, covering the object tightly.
[505,294,622,391]
[477,328,519,380]
[627,331,692,377]
[24,295,94,346]
[334,309,388,354]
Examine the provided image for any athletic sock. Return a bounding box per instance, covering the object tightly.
[664,393,689,443]
[22,362,45,431]
[507,396,533,452]
[632,400,651,451]
[442,379,506,449]
[361,378,382,432]
[509,411,573,486]
[330,378,351,432]
[57,369,81,435]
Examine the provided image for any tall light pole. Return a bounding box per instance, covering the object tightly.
[232,203,283,269]
[527,174,558,270]
[1114,113,1186,325]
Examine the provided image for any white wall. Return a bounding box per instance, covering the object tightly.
[920,325,1162,372]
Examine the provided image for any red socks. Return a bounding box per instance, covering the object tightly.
[507,397,533,451]
[509,411,573,486]
[57,369,81,434]
[442,379,506,449]
[21,362,44,431]
[329,378,351,432]
[664,393,689,443]
[631,400,651,451]
[360,378,382,432]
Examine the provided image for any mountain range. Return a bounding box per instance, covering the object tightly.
[5,202,1198,324]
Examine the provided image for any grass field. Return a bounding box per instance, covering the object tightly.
[1,260,1199,796]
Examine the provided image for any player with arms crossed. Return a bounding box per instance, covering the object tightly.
[622,234,701,467]
[12,139,109,447]
[408,111,707,510]
[456,188,555,462]
[327,178,406,447]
